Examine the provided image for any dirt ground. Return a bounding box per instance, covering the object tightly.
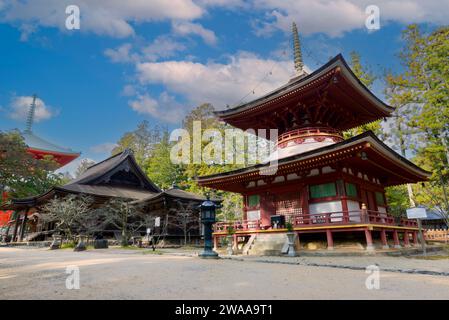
[1,247,449,300]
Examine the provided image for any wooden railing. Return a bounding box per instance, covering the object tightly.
[425,229,449,242]
[213,210,417,232]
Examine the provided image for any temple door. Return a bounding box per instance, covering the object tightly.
[365,191,377,212]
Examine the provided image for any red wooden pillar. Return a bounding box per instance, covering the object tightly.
[326,229,334,250]
[242,195,248,221]
[300,184,309,215]
[412,231,419,246]
[392,230,401,249]
[365,229,374,251]
[380,229,389,249]
[260,193,273,228]
[403,231,410,247]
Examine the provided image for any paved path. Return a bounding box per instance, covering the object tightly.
[1,247,449,299]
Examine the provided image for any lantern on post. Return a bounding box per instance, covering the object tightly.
[199,196,220,259]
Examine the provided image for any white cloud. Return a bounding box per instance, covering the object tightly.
[105,36,186,64]
[136,52,295,110]
[142,36,187,61]
[8,96,55,123]
[121,84,137,97]
[0,0,447,40]
[89,143,118,154]
[104,43,139,63]
[172,21,217,45]
[251,0,449,37]
[129,92,186,124]
[0,0,204,38]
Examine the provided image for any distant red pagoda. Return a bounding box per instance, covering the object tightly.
[22,95,80,167]
[0,95,80,233]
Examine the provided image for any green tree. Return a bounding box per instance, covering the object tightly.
[112,120,162,168]
[344,51,382,138]
[181,103,244,221]
[145,130,186,190]
[383,25,449,223]
[0,130,66,200]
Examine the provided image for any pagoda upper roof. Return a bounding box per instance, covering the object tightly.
[22,131,80,156]
[215,54,394,132]
[197,131,430,192]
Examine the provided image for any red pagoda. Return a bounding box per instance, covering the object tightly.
[0,95,80,234]
[22,95,80,167]
[197,23,430,252]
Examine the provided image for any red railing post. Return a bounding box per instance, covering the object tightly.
[361,203,368,223]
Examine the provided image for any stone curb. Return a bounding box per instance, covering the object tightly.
[220,256,449,277]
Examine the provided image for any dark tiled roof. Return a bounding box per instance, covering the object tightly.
[133,187,211,204]
[65,149,161,192]
[216,54,394,118]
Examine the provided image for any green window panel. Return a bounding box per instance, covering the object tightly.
[248,195,260,207]
[345,183,358,198]
[375,192,385,205]
[310,183,337,199]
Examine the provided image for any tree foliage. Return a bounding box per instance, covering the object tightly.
[0,130,66,201]
[384,25,449,223]
[344,51,382,138]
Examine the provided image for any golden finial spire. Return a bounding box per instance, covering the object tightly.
[25,94,37,133]
[292,22,305,76]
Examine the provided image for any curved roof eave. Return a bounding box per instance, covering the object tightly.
[197,131,430,183]
[215,54,394,119]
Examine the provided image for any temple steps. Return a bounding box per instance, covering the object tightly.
[246,233,289,256]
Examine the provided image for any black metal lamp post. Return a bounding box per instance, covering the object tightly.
[199,196,219,259]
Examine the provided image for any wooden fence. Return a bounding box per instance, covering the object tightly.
[424,229,449,243]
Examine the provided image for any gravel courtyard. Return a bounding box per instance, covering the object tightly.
[1,247,449,300]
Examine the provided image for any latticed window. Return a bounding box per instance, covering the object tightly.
[310,183,337,199]
[275,192,302,216]
[247,195,260,208]
[375,192,385,205]
[345,183,358,198]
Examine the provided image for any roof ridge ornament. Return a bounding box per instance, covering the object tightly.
[25,94,37,133]
[292,22,307,78]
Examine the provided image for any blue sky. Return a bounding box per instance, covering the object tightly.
[0,0,447,174]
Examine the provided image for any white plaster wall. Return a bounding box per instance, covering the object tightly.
[247,210,260,221]
[347,200,361,222]
[309,201,343,222]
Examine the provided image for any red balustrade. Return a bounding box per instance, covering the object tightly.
[213,210,418,232]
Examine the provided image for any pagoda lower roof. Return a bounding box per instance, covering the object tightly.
[215,54,394,132]
[22,131,80,167]
[22,131,80,156]
[197,131,430,192]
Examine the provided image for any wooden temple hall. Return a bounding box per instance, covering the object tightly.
[3,150,208,244]
[197,23,430,252]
